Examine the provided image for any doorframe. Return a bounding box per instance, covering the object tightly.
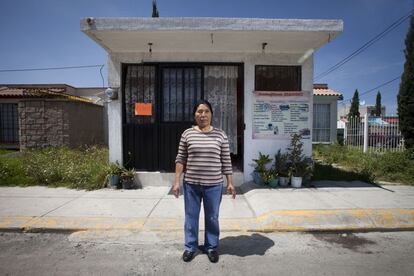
[121,62,244,172]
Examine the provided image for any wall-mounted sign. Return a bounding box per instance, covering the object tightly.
[135,103,152,116]
[252,91,311,140]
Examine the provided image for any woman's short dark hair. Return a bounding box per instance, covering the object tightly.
[193,100,213,116]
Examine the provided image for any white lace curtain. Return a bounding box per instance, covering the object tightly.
[204,66,238,154]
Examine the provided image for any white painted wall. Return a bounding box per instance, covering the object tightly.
[107,51,314,180]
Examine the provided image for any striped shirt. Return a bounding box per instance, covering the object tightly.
[175,127,233,185]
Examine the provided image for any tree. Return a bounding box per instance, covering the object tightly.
[398,15,414,149]
[152,0,159,17]
[375,91,382,116]
[348,89,360,118]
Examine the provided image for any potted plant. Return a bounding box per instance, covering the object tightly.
[267,169,279,188]
[252,152,272,185]
[274,149,290,187]
[120,167,136,189]
[105,162,124,189]
[288,134,313,188]
[290,157,313,187]
[260,169,278,187]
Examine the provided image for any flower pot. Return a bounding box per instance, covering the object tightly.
[269,178,279,188]
[121,179,135,189]
[252,171,264,185]
[278,176,289,187]
[291,176,302,188]
[108,174,120,189]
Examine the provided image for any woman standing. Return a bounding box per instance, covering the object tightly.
[173,100,236,263]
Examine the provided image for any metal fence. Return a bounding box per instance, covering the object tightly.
[344,114,405,153]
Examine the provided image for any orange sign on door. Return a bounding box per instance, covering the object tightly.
[135,103,152,116]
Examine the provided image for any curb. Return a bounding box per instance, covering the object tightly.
[1,208,413,234]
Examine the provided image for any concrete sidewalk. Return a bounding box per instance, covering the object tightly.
[0,181,414,233]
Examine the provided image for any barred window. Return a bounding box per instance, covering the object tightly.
[0,103,19,144]
[255,65,301,91]
[313,103,331,142]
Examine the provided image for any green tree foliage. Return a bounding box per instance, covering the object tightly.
[348,89,360,118]
[375,91,382,116]
[152,0,159,17]
[398,15,414,149]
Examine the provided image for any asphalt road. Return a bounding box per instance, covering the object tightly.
[0,231,413,276]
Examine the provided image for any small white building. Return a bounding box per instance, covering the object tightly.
[312,84,342,144]
[81,17,343,183]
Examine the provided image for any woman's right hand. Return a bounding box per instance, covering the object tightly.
[172,182,180,198]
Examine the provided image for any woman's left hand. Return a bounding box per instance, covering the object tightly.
[227,184,236,199]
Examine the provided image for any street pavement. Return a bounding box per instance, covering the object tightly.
[0,180,414,233]
[1,231,414,276]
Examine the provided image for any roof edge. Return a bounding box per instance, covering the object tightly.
[81,17,343,33]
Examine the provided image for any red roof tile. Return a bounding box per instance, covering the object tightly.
[0,86,91,103]
[313,83,342,97]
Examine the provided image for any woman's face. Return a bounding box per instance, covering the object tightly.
[194,104,212,128]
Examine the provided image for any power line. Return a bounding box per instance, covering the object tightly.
[99,65,105,88]
[0,64,104,73]
[315,9,413,81]
[340,76,401,103]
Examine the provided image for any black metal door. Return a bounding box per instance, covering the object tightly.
[123,65,202,171]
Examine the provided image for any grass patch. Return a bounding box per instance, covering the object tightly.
[0,149,15,155]
[313,144,414,185]
[312,162,374,182]
[0,153,34,186]
[0,146,109,190]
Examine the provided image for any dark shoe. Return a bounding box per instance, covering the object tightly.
[182,250,195,262]
[207,250,219,263]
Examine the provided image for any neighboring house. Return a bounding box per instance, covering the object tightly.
[81,17,343,182]
[313,83,342,144]
[337,117,347,129]
[338,104,386,118]
[382,116,399,125]
[0,84,107,149]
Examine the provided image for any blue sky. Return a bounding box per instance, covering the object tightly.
[0,0,412,115]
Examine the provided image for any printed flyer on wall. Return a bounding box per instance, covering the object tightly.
[252,91,311,140]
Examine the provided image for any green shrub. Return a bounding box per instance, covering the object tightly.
[313,145,414,185]
[14,146,109,190]
[0,154,33,186]
[313,143,347,165]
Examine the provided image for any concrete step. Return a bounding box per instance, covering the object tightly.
[134,172,245,187]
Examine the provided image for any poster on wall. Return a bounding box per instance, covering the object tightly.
[252,91,311,140]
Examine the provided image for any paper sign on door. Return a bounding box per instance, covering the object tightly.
[135,103,152,116]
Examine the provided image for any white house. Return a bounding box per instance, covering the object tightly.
[81,17,343,184]
[312,83,342,144]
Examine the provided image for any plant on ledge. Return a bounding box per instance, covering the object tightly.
[105,162,124,189]
[120,167,136,189]
[252,152,272,185]
[275,149,291,186]
[288,133,314,188]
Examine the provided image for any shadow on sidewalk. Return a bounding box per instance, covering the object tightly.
[218,233,274,257]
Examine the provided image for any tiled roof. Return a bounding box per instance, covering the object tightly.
[382,117,399,124]
[313,83,342,97]
[0,86,92,103]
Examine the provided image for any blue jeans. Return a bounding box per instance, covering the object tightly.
[183,181,223,253]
